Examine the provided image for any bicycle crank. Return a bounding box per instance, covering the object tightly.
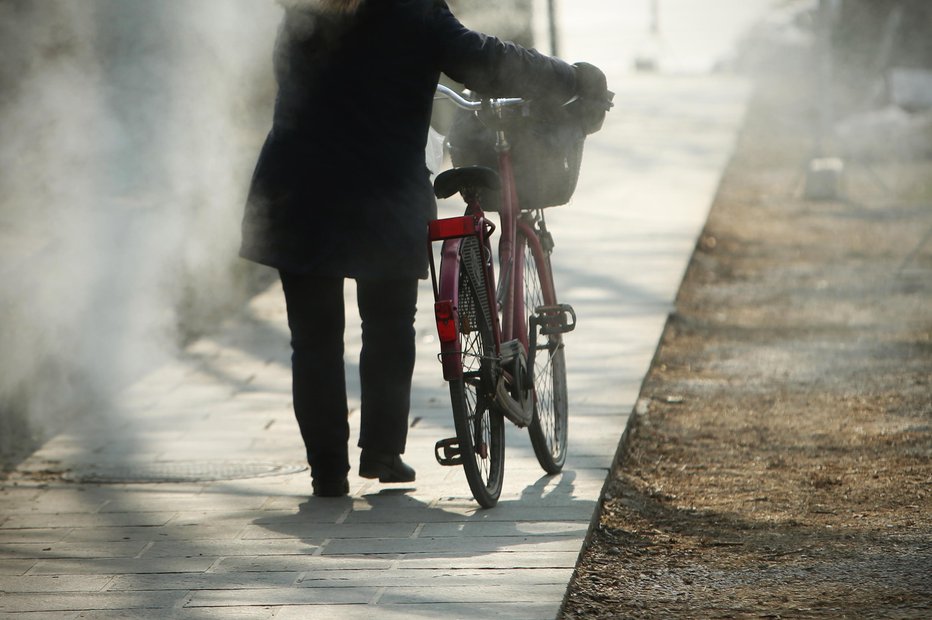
[494,374,533,427]
[493,340,534,427]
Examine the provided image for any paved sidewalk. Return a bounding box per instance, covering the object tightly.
[0,7,755,620]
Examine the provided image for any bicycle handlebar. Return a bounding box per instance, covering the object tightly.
[435,84,527,111]
[434,84,613,114]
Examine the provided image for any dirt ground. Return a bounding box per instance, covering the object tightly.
[561,73,932,618]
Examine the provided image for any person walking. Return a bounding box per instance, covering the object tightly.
[240,0,608,497]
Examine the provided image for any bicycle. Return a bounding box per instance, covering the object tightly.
[427,84,611,507]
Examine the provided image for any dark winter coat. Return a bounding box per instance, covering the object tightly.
[239,0,578,279]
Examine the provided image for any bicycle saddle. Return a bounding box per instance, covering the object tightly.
[433,166,501,200]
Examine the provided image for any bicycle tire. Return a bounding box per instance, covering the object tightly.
[522,234,569,474]
[449,235,505,508]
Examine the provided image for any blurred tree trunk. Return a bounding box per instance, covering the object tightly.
[834,0,932,73]
[831,0,932,112]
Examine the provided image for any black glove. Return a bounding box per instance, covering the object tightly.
[573,62,613,134]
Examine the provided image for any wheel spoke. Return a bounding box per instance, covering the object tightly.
[523,231,569,474]
[447,236,504,508]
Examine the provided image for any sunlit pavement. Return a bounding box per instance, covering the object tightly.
[0,3,762,618]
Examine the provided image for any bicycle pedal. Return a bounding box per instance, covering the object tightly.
[434,437,464,466]
[537,303,577,335]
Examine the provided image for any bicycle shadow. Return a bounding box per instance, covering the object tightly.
[252,477,593,561]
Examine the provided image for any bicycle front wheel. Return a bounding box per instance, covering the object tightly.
[449,236,505,508]
[523,236,569,474]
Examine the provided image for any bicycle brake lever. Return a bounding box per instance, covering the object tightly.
[605,90,616,110]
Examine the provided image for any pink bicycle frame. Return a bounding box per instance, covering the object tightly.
[427,143,560,382]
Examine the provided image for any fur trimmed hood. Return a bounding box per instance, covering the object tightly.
[278,0,363,13]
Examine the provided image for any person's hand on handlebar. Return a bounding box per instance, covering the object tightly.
[573,61,613,134]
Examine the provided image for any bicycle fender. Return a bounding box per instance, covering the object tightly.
[437,237,465,381]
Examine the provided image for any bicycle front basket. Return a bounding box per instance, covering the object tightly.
[447,107,586,210]
[515,117,585,209]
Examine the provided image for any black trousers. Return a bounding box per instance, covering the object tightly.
[279,271,418,481]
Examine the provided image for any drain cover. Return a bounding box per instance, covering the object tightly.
[62,461,307,483]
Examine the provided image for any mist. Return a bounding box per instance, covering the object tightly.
[0,0,553,465]
[3,0,929,467]
[0,0,280,460]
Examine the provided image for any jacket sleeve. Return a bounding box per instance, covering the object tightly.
[424,1,577,105]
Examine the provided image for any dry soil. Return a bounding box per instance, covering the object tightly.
[561,72,932,619]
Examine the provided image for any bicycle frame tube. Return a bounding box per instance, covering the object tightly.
[496,145,520,343]
[514,217,553,347]
[518,218,559,305]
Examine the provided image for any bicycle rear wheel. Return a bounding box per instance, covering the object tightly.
[449,236,505,508]
[522,235,569,474]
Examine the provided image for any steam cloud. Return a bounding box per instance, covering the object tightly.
[0,0,542,465]
[0,0,280,456]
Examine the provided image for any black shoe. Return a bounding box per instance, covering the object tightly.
[359,450,416,483]
[312,477,349,497]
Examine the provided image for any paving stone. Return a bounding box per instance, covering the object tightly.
[0,492,107,516]
[0,574,114,593]
[1,512,177,529]
[62,524,249,543]
[295,567,573,588]
[240,522,418,540]
[209,555,396,574]
[397,551,581,570]
[164,507,321,527]
[0,558,38,575]
[141,538,323,558]
[0,590,187,613]
[418,520,589,538]
[0,486,45,502]
[0,612,79,620]
[97,494,270,514]
[75,607,278,620]
[378,582,566,604]
[29,557,216,576]
[395,502,598,523]
[338,507,489,525]
[106,571,301,591]
[0,541,149,560]
[0,528,72,544]
[323,534,582,556]
[273,601,560,620]
[186,587,378,607]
